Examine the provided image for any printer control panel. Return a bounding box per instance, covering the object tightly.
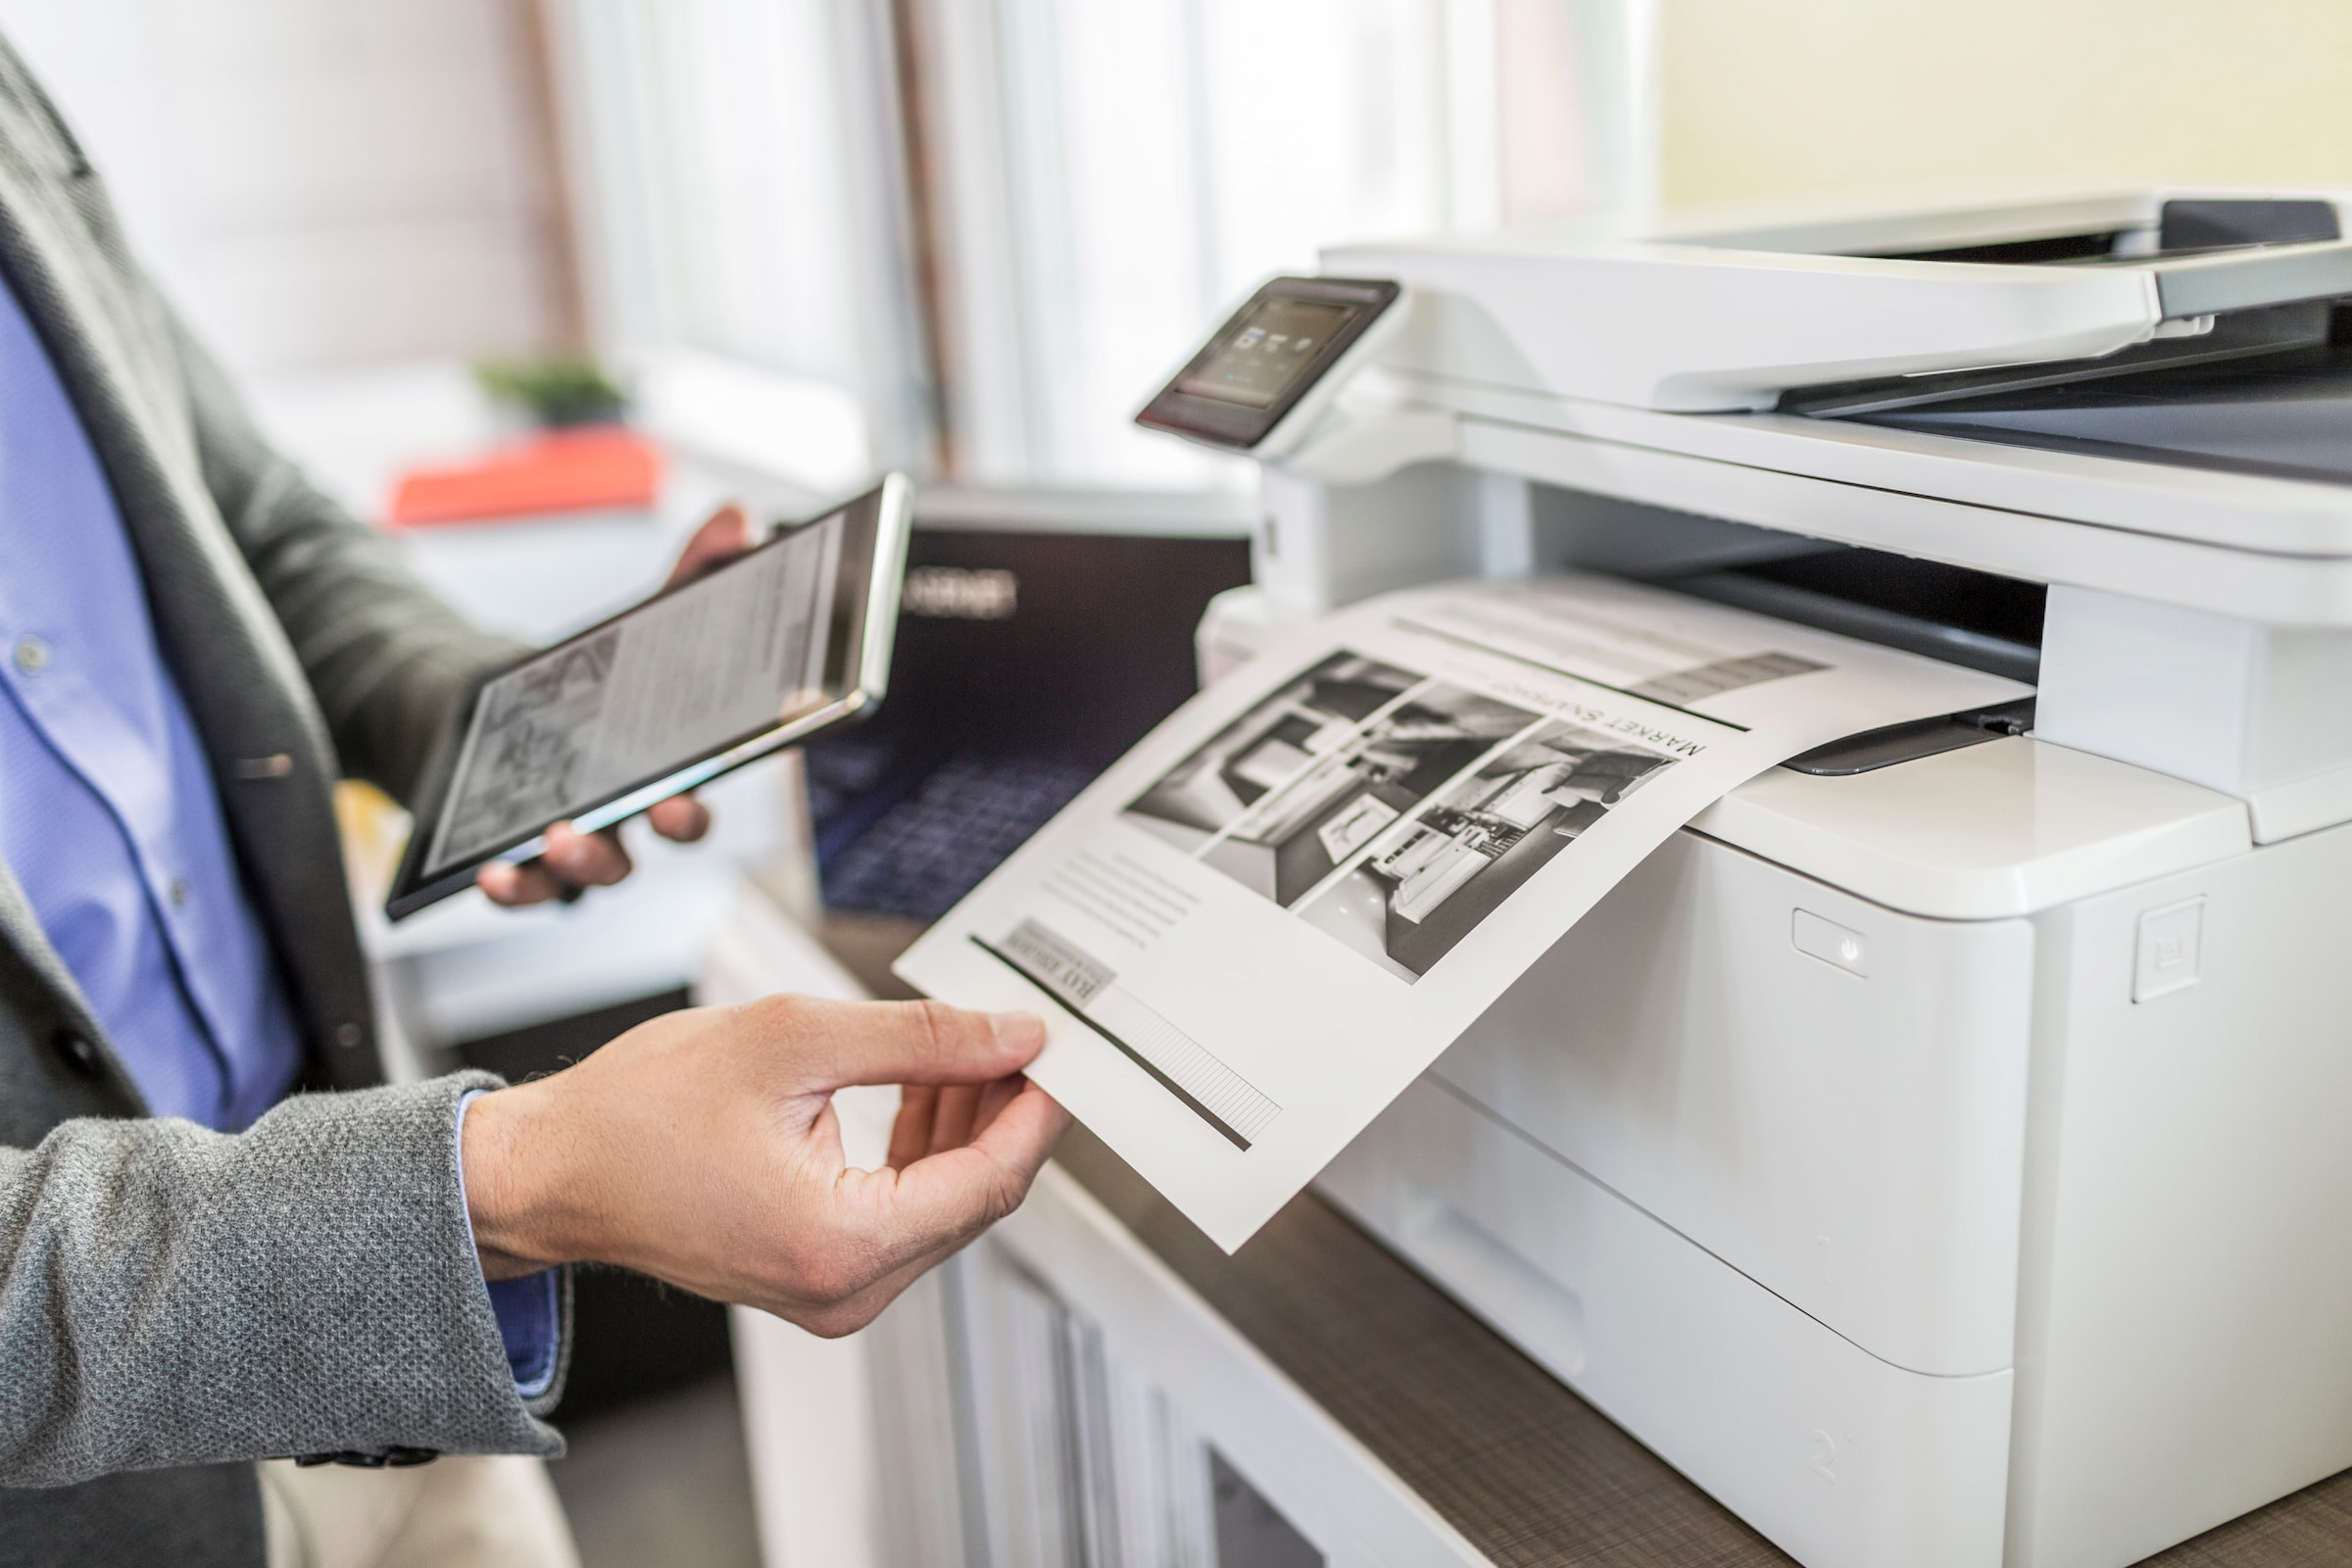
[1137,274,1399,452]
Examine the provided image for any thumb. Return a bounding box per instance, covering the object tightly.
[665,504,753,587]
[747,994,1046,1091]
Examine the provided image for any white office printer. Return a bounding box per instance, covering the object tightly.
[1137,191,2352,1568]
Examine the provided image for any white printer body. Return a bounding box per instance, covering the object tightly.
[1149,191,2352,1568]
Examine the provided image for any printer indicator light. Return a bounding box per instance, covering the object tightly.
[2133,898,2204,1003]
[1791,909,1867,977]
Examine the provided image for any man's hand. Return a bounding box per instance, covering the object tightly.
[477,504,756,906]
[459,996,1071,1336]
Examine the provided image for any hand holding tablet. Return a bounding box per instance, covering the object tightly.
[390,474,913,920]
[475,505,748,906]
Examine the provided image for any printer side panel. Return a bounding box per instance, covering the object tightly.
[2007,819,2352,1568]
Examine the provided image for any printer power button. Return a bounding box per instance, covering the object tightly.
[1792,909,1868,977]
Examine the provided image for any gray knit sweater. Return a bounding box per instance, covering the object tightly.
[0,1074,565,1488]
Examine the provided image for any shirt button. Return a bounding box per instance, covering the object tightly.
[167,877,189,907]
[14,635,49,674]
[52,1027,100,1078]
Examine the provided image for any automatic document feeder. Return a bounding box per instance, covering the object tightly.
[1136,192,2352,1568]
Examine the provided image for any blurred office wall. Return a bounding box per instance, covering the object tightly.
[1661,0,2352,208]
[0,0,572,376]
[547,0,1651,492]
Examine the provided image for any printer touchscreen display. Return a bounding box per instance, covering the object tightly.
[1178,298,1357,409]
[1138,275,1398,449]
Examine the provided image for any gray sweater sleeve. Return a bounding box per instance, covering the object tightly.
[0,1072,567,1486]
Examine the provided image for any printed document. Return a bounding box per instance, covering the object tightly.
[896,575,2032,1250]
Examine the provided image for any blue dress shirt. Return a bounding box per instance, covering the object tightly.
[0,269,555,1392]
[0,275,302,1128]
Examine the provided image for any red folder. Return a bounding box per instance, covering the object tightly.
[387,426,663,527]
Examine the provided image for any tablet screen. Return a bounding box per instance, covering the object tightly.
[388,475,907,919]
[423,517,844,878]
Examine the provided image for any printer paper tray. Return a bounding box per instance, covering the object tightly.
[1318,1076,2013,1568]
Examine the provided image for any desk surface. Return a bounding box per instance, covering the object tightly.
[1053,1125,2352,1568]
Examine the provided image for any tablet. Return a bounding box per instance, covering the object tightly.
[386,473,912,920]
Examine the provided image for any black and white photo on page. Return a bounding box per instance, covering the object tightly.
[1122,653,1680,979]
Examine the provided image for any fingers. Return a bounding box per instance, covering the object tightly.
[794,1079,1070,1329]
[647,793,710,844]
[748,996,1046,1092]
[478,858,563,906]
[477,823,631,906]
[740,1080,1065,1334]
[867,1081,1072,1257]
[887,1073,1030,1169]
[479,801,710,914]
[928,1083,982,1153]
[665,504,754,588]
[888,1084,939,1169]
[539,822,633,888]
[968,1074,1027,1139]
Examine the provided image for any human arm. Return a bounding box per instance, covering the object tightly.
[0,995,1063,1481]
[461,996,1070,1336]
[0,1075,561,1487]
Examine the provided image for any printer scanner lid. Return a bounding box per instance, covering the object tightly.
[1326,190,2352,413]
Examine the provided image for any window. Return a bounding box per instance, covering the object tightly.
[552,0,1655,491]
